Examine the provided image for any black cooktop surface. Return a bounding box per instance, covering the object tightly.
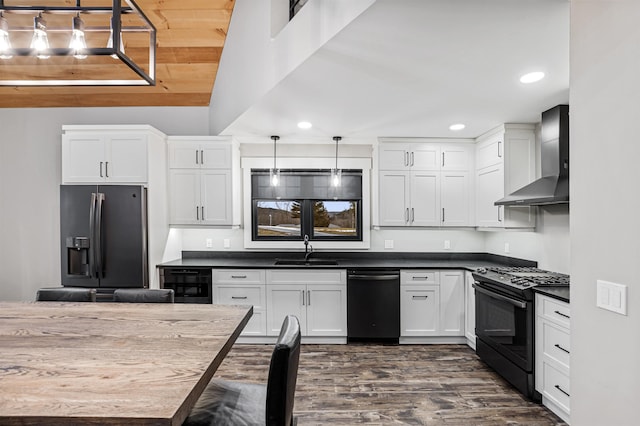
[473,266,570,299]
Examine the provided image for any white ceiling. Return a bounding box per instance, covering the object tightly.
[221,0,570,140]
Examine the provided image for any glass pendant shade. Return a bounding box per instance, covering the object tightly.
[107,18,125,59]
[331,136,342,187]
[270,135,280,186]
[0,15,12,59]
[270,168,280,186]
[30,15,49,59]
[69,16,87,59]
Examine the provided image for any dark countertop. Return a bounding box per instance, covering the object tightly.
[533,286,570,304]
[158,251,537,272]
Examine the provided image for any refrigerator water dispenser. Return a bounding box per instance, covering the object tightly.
[66,237,90,276]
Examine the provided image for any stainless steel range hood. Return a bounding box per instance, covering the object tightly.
[495,105,569,206]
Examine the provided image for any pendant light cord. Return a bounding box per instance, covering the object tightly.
[333,136,341,169]
[271,135,279,170]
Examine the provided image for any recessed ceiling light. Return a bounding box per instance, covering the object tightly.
[449,123,465,131]
[520,71,545,84]
[297,121,312,129]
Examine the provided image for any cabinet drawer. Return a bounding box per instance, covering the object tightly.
[401,270,438,285]
[267,269,345,285]
[542,362,570,412]
[541,321,570,370]
[213,269,265,285]
[538,295,570,328]
[215,285,265,308]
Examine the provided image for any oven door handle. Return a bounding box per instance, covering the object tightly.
[473,283,527,309]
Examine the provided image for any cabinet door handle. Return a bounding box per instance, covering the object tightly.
[405,208,409,224]
[201,150,204,165]
[498,141,502,158]
[412,295,428,300]
[196,206,199,220]
[301,290,305,306]
[105,161,109,178]
[195,150,199,165]
[554,344,570,354]
[410,151,414,166]
[554,310,570,319]
[307,290,311,306]
[442,152,445,167]
[442,208,445,223]
[99,161,103,177]
[554,384,570,397]
[498,206,503,222]
[201,206,204,220]
[231,275,247,279]
[411,207,414,223]
[231,296,248,300]
[404,151,409,167]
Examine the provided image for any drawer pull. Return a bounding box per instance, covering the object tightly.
[411,276,429,280]
[554,384,570,397]
[554,343,570,354]
[231,275,247,279]
[412,295,428,300]
[231,296,248,300]
[554,310,570,319]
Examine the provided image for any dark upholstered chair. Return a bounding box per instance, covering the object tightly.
[36,287,96,302]
[112,288,175,303]
[184,315,302,426]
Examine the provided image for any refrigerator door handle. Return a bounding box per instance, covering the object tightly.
[89,192,97,278]
[95,193,105,279]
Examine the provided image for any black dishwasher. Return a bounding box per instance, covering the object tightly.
[347,269,400,343]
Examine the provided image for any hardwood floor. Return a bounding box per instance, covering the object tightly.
[215,343,566,425]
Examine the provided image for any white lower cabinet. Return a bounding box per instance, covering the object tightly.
[400,270,465,343]
[535,293,571,424]
[464,271,476,349]
[213,269,267,337]
[266,270,347,341]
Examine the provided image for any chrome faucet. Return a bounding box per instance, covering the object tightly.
[303,234,313,261]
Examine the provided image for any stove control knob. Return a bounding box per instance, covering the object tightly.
[476,268,487,274]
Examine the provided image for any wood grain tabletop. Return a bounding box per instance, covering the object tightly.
[0,302,252,426]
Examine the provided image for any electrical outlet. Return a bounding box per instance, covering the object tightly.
[504,242,510,254]
[205,238,213,248]
[384,240,394,249]
[223,239,231,249]
[444,240,451,250]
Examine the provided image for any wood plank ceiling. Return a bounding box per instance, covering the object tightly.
[0,0,235,107]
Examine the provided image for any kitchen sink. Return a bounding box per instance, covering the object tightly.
[273,258,339,266]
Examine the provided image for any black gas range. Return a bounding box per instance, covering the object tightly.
[472,266,570,300]
[472,266,570,401]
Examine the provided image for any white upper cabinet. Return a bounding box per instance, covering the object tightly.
[169,139,231,169]
[167,136,236,226]
[378,140,474,227]
[62,129,157,184]
[475,124,536,229]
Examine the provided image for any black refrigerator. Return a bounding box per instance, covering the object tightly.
[60,185,148,289]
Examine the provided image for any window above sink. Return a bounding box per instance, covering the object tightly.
[241,157,372,250]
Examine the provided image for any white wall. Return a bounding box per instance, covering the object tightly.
[484,205,570,273]
[570,1,640,424]
[209,0,376,134]
[0,107,210,301]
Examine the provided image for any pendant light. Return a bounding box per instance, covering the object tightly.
[30,13,49,59]
[0,13,12,60]
[331,136,342,187]
[270,135,280,186]
[69,14,87,59]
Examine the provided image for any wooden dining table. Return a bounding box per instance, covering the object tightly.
[0,301,252,425]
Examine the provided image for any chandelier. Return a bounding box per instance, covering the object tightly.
[0,0,156,86]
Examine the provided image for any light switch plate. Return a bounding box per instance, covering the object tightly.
[504,242,510,254]
[596,280,627,315]
[205,238,213,248]
[223,239,231,249]
[444,240,451,250]
[384,240,394,249]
